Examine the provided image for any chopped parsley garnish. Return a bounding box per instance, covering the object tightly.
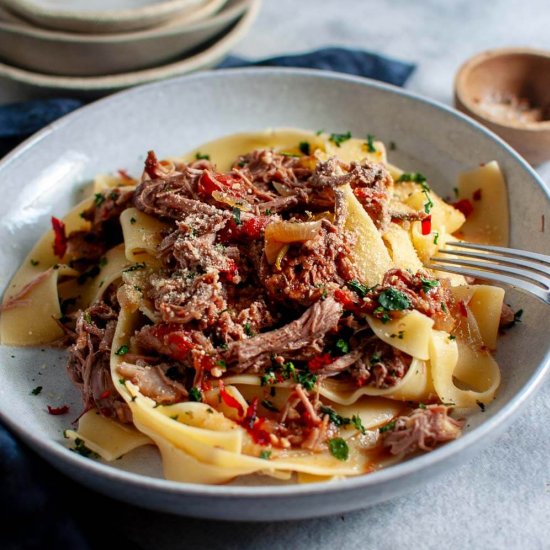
[476,400,486,412]
[99,257,108,267]
[30,259,39,266]
[418,403,427,409]
[448,334,456,341]
[170,414,179,421]
[346,279,369,298]
[397,172,427,183]
[433,231,440,245]
[259,450,272,460]
[296,371,317,391]
[94,193,105,206]
[421,278,440,292]
[513,309,523,324]
[315,129,324,135]
[378,288,411,311]
[232,207,242,226]
[195,152,210,160]
[320,407,366,435]
[130,216,137,224]
[379,420,397,433]
[264,208,272,215]
[299,141,311,155]
[71,438,98,459]
[320,405,351,427]
[441,302,447,313]
[370,353,382,364]
[453,187,459,198]
[261,371,277,386]
[334,338,350,355]
[390,331,405,339]
[215,359,227,369]
[329,131,352,147]
[261,399,279,412]
[351,414,366,434]
[373,306,391,324]
[115,345,129,356]
[260,361,317,390]
[31,386,43,395]
[83,312,92,324]
[243,322,254,337]
[123,262,146,272]
[365,134,377,153]
[328,438,349,461]
[389,141,397,151]
[422,188,434,214]
[188,387,202,402]
[280,151,300,157]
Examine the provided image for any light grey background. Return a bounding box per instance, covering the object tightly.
[4,0,550,548]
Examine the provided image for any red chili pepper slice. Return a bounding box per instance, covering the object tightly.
[453,199,474,218]
[458,300,468,317]
[220,258,239,283]
[421,216,432,235]
[166,331,194,360]
[307,353,333,371]
[99,390,111,399]
[51,216,67,258]
[240,216,270,239]
[218,380,244,417]
[144,150,160,179]
[47,405,69,415]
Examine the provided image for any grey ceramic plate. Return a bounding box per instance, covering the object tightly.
[0,69,549,521]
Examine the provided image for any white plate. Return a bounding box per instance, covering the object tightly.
[0,0,258,100]
[0,68,549,521]
[0,0,209,33]
[0,0,244,77]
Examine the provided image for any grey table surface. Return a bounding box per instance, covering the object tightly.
[5,1,550,548]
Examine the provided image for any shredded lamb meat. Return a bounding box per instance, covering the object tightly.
[381,405,464,455]
[66,300,131,423]
[117,362,188,403]
[224,296,343,371]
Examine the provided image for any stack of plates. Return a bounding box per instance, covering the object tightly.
[0,0,260,97]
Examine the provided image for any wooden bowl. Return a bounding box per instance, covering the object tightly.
[454,47,550,165]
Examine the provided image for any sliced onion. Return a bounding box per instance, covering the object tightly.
[272,181,294,197]
[211,191,252,211]
[274,244,290,270]
[265,240,285,265]
[264,220,322,243]
[310,211,334,222]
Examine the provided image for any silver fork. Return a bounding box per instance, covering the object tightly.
[428,242,550,304]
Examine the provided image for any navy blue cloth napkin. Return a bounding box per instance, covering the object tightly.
[0,48,415,549]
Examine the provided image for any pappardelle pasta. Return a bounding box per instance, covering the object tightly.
[0,128,514,484]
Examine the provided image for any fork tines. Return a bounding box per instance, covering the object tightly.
[428,241,550,304]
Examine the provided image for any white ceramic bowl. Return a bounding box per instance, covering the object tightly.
[0,0,247,77]
[0,0,210,33]
[0,68,548,521]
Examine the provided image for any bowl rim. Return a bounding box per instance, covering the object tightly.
[0,0,249,43]
[454,46,550,131]
[1,0,205,25]
[1,66,549,500]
